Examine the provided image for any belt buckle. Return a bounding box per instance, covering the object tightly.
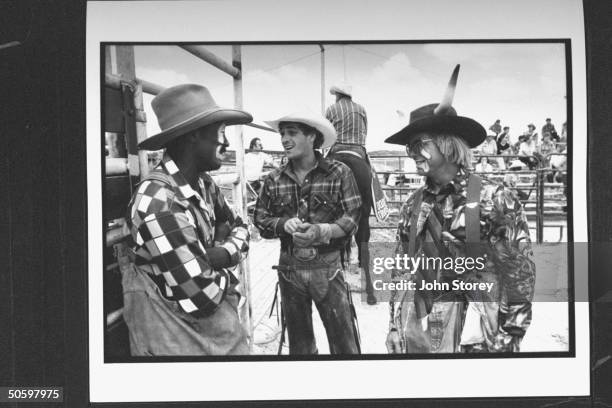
[293,246,318,262]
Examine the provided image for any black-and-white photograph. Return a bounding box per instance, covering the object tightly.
[102,41,571,359]
[86,0,589,402]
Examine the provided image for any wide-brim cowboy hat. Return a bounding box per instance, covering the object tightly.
[329,82,352,97]
[384,65,486,148]
[138,84,253,151]
[264,112,337,149]
[508,159,526,170]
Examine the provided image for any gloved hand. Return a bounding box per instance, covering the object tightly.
[283,217,303,234]
[214,221,231,244]
[291,223,321,248]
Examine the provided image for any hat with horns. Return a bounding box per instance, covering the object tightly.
[384,64,486,148]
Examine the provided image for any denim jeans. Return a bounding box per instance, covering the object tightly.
[278,251,359,355]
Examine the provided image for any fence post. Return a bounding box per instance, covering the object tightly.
[536,170,545,243]
[232,45,254,350]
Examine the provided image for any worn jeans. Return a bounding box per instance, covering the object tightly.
[122,263,248,356]
[278,251,359,355]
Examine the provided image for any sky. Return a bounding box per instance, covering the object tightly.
[131,42,567,152]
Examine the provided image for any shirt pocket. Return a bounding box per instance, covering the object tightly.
[271,195,295,218]
[310,191,342,221]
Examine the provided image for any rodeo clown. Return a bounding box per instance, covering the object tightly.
[385,65,536,354]
[123,84,251,355]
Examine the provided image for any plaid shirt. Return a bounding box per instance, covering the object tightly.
[126,154,249,318]
[254,153,362,252]
[325,97,368,146]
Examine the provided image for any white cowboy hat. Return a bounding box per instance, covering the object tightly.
[329,82,352,97]
[139,84,252,151]
[265,112,337,149]
[508,159,526,170]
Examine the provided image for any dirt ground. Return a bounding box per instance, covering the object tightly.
[250,225,570,355]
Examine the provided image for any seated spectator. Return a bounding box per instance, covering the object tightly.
[492,133,510,170]
[548,144,568,208]
[475,157,494,173]
[245,137,278,192]
[479,132,498,156]
[497,126,510,143]
[560,121,567,143]
[503,160,529,201]
[538,132,556,167]
[542,118,559,142]
[525,123,539,145]
[518,133,539,169]
[497,132,512,155]
[550,144,567,170]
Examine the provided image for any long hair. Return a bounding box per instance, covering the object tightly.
[408,133,474,170]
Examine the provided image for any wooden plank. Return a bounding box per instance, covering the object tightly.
[104,86,125,133]
[105,175,132,221]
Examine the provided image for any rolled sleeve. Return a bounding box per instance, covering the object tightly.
[334,165,362,236]
[254,176,289,239]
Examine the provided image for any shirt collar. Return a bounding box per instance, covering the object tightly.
[279,151,331,178]
[424,168,469,196]
[160,153,211,201]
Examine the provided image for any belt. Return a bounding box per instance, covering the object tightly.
[287,243,343,262]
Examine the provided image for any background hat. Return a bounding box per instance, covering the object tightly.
[265,112,337,149]
[527,123,536,129]
[509,159,526,170]
[138,84,253,151]
[384,65,486,148]
[329,82,352,97]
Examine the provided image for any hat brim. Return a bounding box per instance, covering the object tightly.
[265,115,337,149]
[384,115,486,148]
[329,87,352,97]
[138,108,253,150]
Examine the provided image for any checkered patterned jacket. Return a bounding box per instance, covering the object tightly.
[126,154,249,318]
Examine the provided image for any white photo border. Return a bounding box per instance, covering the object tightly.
[87,0,589,402]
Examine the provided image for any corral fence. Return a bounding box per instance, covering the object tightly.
[209,151,568,244]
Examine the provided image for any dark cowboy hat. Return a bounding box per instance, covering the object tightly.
[384,65,486,148]
[139,84,253,151]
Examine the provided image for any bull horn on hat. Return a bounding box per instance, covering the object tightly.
[433,64,460,116]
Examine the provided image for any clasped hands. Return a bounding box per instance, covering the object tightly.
[284,217,329,247]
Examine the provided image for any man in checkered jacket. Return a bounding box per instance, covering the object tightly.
[122,84,253,355]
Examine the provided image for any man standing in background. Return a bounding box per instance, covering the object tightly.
[489,119,502,136]
[325,83,377,305]
[245,137,278,193]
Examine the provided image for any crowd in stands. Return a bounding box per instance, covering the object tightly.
[474,117,568,173]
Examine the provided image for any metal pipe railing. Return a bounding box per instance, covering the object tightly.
[180,45,241,78]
